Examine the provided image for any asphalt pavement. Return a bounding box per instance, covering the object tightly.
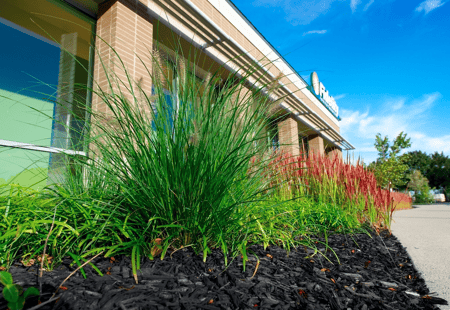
[390,203,450,309]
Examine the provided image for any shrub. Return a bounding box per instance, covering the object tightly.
[407,170,434,203]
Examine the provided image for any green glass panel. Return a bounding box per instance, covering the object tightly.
[0,90,54,147]
[0,147,49,191]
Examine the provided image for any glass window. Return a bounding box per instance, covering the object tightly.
[152,60,199,135]
[0,0,95,189]
[267,121,279,152]
[152,60,178,132]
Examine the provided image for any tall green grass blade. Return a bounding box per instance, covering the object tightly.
[131,245,138,284]
[67,252,87,279]
[78,256,103,277]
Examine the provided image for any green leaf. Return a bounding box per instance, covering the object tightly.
[7,295,25,310]
[14,284,23,296]
[23,286,39,299]
[0,271,13,285]
[3,284,20,302]
[7,302,20,310]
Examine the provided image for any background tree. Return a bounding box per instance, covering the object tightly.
[427,152,450,201]
[407,170,433,203]
[404,150,431,177]
[368,131,412,190]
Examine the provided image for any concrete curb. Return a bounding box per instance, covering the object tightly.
[391,203,450,310]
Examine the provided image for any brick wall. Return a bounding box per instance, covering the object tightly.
[308,134,325,156]
[93,0,153,119]
[90,0,154,156]
[278,115,300,157]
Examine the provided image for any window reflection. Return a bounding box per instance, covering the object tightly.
[0,0,94,188]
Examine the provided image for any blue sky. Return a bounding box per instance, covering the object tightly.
[232,0,450,163]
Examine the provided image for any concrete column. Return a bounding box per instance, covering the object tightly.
[93,0,154,120]
[277,115,300,157]
[308,134,324,156]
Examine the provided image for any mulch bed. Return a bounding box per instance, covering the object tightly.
[2,228,448,310]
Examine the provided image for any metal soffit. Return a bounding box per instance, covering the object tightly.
[175,0,354,150]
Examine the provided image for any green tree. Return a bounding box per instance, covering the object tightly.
[404,150,432,177]
[427,152,450,201]
[368,131,412,189]
[407,170,433,203]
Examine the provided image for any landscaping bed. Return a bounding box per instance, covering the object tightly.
[5,228,447,310]
[0,45,439,310]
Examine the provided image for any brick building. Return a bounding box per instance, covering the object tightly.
[0,0,353,187]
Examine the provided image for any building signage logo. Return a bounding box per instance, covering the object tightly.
[310,72,339,117]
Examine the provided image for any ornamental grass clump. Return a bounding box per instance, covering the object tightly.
[266,151,412,233]
[391,191,413,210]
[44,40,286,265]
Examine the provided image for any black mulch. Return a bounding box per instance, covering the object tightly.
[2,229,448,310]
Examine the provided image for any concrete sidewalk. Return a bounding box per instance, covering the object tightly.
[391,203,450,309]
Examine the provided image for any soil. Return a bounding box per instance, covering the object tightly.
[2,229,448,310]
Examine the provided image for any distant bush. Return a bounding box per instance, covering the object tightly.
[407,170,434,203]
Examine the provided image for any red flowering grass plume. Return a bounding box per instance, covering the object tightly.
[391,191,413,210]
[263,150,405,231]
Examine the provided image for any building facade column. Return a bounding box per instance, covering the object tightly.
[89,0,154,157]
[308,134,324,156]
[93,0,154,122]
[277,115,300,157]
[326,146,342,160]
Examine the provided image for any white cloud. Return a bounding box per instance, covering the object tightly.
[350,0,376,13]
[409,132,426,140]
[339,109,370,133]
[252,0,376,25]
[340,93,444,163]
[334,94,346,100]
[388,98,405,111]
[425,135,450,153]
[352,146,379,153]
[415,0,446,14]
[363,0,375,11]
[253,0,285,5]
[252,0,338,25]
[351,0,362,12]
[408,92,438,115]
[303,29,327,36]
